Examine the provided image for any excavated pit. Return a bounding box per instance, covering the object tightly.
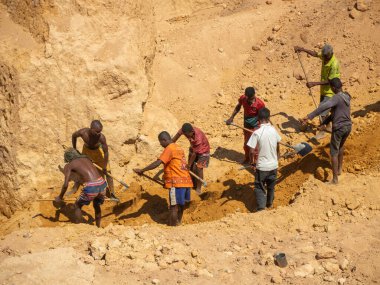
[21,112,378,230]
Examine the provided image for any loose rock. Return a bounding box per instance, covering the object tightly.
[322,261,340,274]
[316,247,337,259]
[294,264,315,277]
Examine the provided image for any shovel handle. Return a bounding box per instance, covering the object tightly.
[189,170,207,187]
[226,121,295,150]
[92,163,129,189]
[225,121,253,133]
[37,198,114,202]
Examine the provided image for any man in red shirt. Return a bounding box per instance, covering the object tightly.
[172,123,210,194]
[226,87,265,164]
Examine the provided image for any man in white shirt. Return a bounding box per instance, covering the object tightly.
[247,108,281,211]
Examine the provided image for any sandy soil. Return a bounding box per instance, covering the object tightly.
[0,0,380,284]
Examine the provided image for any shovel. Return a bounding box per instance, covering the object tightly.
[189,170,207,187]
[296,52,326,139]
[62,145,129,190]
[226,122,312,157]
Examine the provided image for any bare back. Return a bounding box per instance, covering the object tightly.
[64,157,101,183]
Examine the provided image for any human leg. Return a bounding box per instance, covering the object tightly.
[74,201,84,224]
[265,169,277,208]
[93,202,102,227]
[254,170,267,211]
[243,130,252,163]
[168,205,179,226]
[338,126,351,175]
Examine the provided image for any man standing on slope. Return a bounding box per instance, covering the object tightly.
[134,131,193,226]
[301,78,351,184]
[226,87,265,164]
[72,120,118,201]
[247,107,281,211]
[55,148,107,227]
[294,44,340,123]
[172,123,210,195]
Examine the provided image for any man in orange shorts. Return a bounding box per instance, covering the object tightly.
[172,123,210,194]
[134,131,193,226]
[55,148,107,227]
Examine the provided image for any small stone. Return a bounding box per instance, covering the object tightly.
[349,9,361,19]
[301,245,314,253]
[323,275,335,282]
[326,211,333,217]
[293,70,304,80]
[152,279,160,284]
[188,73,194,77]
[89,237,108,260]
[339,258,349,270]
[266,0,272,5]
[322,261,340,274]
[315,167,326,181]
[316,247,337,259]
[353,164,362,171]
[273,25,282,32]
[218,47,224,53]
[252,45,261,51]
[338,277,347,285]
[271,275,282,283]
[191,251,198,258]
[294,264,315,277]
[355,0,370,12]
[346,200,360,210]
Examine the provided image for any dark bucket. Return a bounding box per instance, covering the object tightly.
[274,253,288,268]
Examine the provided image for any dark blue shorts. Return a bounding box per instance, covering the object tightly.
[169,187,191,206]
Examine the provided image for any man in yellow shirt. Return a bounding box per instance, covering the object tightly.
[294,44,340,121]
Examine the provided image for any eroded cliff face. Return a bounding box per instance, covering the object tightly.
[0,0,158,216]
[0,64,20,218]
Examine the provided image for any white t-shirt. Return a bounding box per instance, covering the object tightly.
[246,123,281,171]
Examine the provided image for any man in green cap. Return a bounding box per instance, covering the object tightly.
[294,44,340,122]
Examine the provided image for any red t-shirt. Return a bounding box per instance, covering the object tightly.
[238,95,265,117]
[177,127,210,155]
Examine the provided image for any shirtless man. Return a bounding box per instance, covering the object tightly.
[55,148,107,227]
[72,120,117,200]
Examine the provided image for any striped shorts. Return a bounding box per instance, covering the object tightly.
[77,177,107,206]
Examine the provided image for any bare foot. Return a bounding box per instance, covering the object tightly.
[195,187,202,195]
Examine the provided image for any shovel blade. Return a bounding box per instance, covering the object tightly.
[296,142,312,156]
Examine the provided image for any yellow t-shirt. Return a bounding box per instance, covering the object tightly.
[319,53,340,97]
[159,143,193,189]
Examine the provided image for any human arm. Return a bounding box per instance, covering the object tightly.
[226,103,242,125]
[294,46,318,57]
[71,129,83,149]
[56,164,72,201]
[306,81,329,88]
[99,134,109,171]
[188,152,197,169]
[172,130,182,143]
[300,96,338,123]
[133,160,163,175]
[320,114,333,127]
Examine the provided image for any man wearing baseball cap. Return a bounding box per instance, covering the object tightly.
[294,44,340,122]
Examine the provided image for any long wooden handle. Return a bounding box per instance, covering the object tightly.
[189,170,207,187]
[92,163,129,189]
[227,122,295,150]
[296,52,318,108]
[37,198,114,202]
